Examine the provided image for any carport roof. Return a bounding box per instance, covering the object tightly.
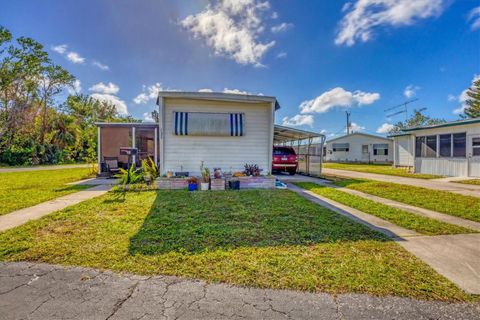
[274,124,325,143]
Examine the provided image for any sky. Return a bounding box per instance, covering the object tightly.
[1,0,479,137]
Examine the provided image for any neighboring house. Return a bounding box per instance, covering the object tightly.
[324,133,393,163]
[390,118,480,177]
[97,91,280,176]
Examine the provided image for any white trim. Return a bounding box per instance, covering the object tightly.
[132,127,136,165]
[268,102,275,174]
[158,91,278,107]
[158,96,165,174]
[154,127,158,168]
[97,127,101,175]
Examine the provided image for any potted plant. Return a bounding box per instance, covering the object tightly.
[187,176,198,191]
[200,163,210,191]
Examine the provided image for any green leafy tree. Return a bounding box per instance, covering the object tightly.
[390,109,445,133]
[462,78,480,118]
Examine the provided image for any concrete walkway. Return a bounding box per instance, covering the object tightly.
[0,164,90,173]
[0,184,112,232]
[337,187,480,232]
[1,262,478,320]
[288,182,480,294]
[322,168,480,198]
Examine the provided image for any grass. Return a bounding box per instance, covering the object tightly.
[0,189,475,302]
[0,168,94,215]
[333,179,480,223]
[323,163,442,179]
[453,179,480,185]
[294,182,474,236]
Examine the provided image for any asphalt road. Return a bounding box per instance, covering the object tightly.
[1,262,479,320]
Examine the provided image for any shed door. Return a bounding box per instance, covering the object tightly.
[468,135,480,177]
[397,137,412,166]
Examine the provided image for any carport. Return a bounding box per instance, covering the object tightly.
[273,125,326,176]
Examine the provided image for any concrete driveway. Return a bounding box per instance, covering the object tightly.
[1,262,478,320]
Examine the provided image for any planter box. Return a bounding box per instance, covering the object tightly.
[210,178,226,191]
[227,176,275,189]
[156,177,188,190]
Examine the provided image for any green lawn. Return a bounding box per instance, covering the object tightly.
[294,182,474,236]
[333,179,480,223]
[453,179,480,185]
[323,163,442,179]
[0,168,94,215]
[0,189,474,302]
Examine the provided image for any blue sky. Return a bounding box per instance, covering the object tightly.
[1,0,479,137]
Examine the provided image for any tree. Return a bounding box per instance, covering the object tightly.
[462,78,480,118]
[37,65,75,144]
[390,109,445,133]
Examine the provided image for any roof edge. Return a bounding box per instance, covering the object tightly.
[157,91,280,110]
[326,132,392,143]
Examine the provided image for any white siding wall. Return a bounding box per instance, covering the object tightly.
[162,98,273,175]
[325,134,393,163]
[407,123,480,177]
[394,135,414,167]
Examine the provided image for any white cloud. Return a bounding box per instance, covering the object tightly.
[66,51,85,64]
[143,112,154,122]
[89,82,119,95]
[453,74,480,114]
[180,0,275,66]
[376,122,395,134]
[271,22,293,33]
[281,114,314,127]
[92,61,109,71]
[348,122,365,133]
[468,6,480,31]
[198,88,213,92]
[52,44,67,54]
[67,79,82,95]
[404,84,420,98]
[133,83,163,104]
[276,51,287,59]
[90,93,128,115]
[271,11,278,19]
[447,94,456,102]
[300,87,380,114]
[223,88,249,95]
[335,0,446,46]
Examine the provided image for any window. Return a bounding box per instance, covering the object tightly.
[415,136,425,157]
[273,147,296,155]
[473,137,480,156]
[373,144,388,156]
[453,133,466,157]
[362,145,369,154]
[332,143,349,152]
[425,135,437,157]
[439,134,451,157]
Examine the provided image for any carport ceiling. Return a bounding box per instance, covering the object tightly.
[274,124,324,144]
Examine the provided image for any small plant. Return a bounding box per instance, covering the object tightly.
[141,158,159,181]
[244,163,260,176]
[187,176,198,184]
[115,164,144,186]
[201,167,210,183]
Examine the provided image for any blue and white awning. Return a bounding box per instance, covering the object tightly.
[173,112,244,137]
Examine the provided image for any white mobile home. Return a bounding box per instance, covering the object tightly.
[324,133,393,163]
[390,118,480,177]
[97,92,279,176]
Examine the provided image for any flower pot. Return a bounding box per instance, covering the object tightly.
[200,182,209,191]
[188,183,197,191]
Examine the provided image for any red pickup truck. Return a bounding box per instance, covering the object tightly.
[272,146,298,175]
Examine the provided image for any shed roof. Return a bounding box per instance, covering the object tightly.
[95,122,158,128]
[274,124,325,143]
[157,91,281,110]
[326,132,392,143]
[400,117,480,132]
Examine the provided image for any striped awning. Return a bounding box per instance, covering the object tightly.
[173,112,244,136]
